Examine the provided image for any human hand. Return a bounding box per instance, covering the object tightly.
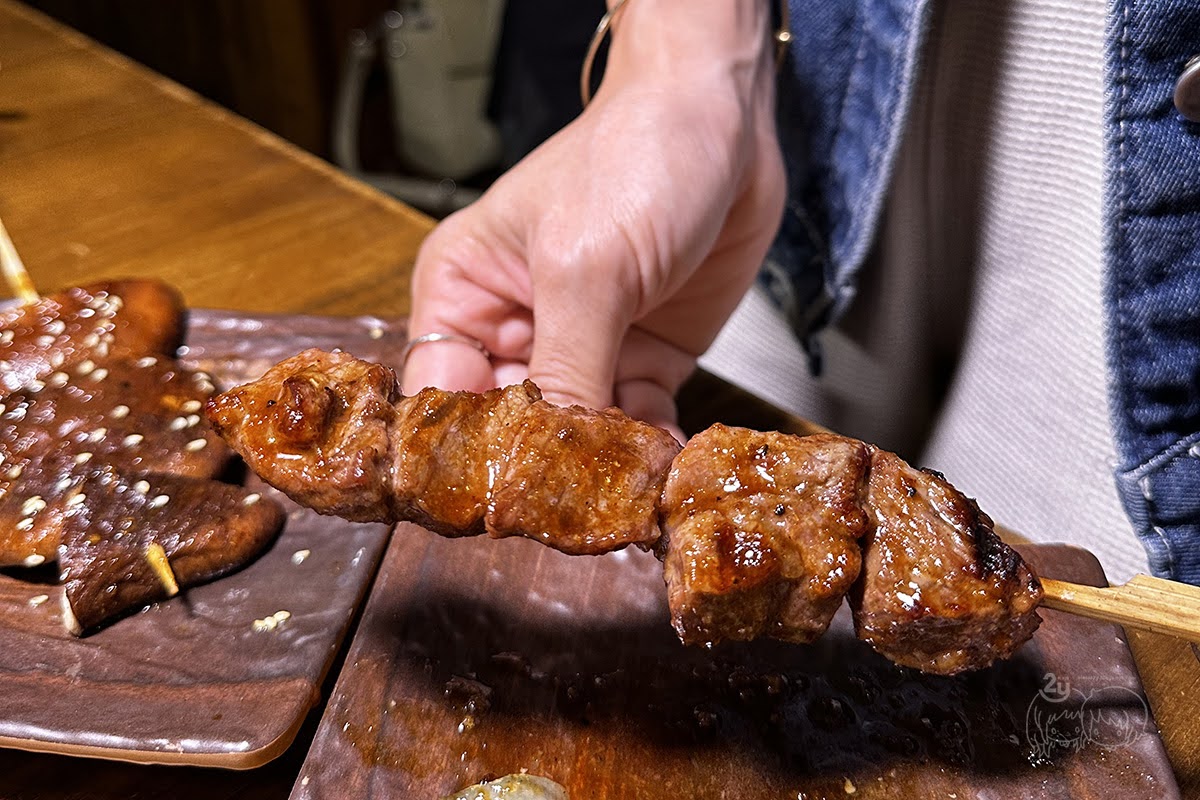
[403,0,785,432]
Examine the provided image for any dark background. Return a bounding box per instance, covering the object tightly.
[25,0,603,176]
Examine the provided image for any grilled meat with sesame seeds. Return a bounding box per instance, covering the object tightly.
[0,279,286,634]
[0,280,183,397]
[0,358,232,567]
[58,465,283,633]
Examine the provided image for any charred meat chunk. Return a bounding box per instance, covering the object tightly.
[851,449,1043,675]
[209,349,679,555]
[487,401,681,554]
[392,381,539,537]
[206,348,400,523]
[661,427,871,645]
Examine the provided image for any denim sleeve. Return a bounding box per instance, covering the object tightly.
[762,0,932,370]
[1106,1,1200,582]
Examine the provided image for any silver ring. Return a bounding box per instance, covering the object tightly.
[400,333,491,367]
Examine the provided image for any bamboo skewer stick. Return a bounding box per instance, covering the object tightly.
[0,216,38,304]
[1040,574,1200,642]
[144,542,180,598]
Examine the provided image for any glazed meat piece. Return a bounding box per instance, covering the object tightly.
[850,449,1043,675]
[208,348,679,554]
[58,464,284,634]
[661,427,871,645]
[488,402,681,555]
[0,358,231,566]
[0,279,183,396]
[206,349,400,522]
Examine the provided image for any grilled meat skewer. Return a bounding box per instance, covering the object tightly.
[207,348,1043,675]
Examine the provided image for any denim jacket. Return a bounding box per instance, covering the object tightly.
[769,0,1200,582]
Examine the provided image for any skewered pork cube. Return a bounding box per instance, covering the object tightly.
[851,450,1043,675]
[661,426,871,645]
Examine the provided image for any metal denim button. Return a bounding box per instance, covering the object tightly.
[1175,54,1200,122]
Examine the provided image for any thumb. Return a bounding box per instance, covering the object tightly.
[526,260,632,411]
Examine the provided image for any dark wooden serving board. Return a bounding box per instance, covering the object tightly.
[292,532,1179,799]
[0,310,406,769]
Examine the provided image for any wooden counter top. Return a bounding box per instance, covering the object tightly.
[0,0,431,317]
[1,1,1197,797]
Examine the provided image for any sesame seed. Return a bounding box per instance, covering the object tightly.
[149,494,169,508]
[23,555,45,568]
[48,372,68,387]
[182,399,202,413]
[272,610,291,622]
[186,414,200,428]
[0,361,10,372]
[49,352,64,369]
[169,417,187,430]
[133,480,150,495]
[66,493,87,507]
[0,330,11,343]
[291,549,310,565]
[94,342,110,358]
[78,307,95,318]
[28,594,49,607]
[36,335,54,348]
[6,406,26,421]
[110,405,130,419]
[369,325,385,340]
[46,320,66,336]
[185,438,207,452]
[74,452,93,464]
[21,496,45,515]
[90,368,109,382]
[136,356,157,368]
[89,427,107,442]
[16,518,33,531]
[6,464,24,480]
[77,360,95,376]
[0,403,5,414]
[26,380,44,393]
[242,493,261,505]
[122,434,143,447]
[54,477,72,493]
[110,295,123,310]
[252,615,279,632]
[194,371,212,383]
[81,333,99,348]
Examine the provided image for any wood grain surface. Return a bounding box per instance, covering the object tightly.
[0,1,430,318]
[0,310,401,769]
[291,534,1177,799]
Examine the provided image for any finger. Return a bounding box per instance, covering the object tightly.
[401,338,492,395]
[403,213,529,394]
[526,246,634,410]
[614,377,685,443]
